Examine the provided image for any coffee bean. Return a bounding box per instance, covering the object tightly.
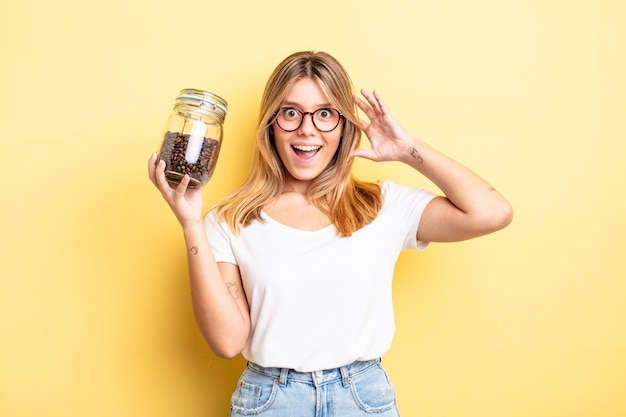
[158,131,220,187]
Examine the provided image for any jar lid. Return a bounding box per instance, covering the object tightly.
[176,88,228,121]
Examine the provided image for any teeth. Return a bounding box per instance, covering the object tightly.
[292,145,321,152]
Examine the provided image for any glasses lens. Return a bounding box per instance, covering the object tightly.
[313,108,340,132]
[276,108,301,131]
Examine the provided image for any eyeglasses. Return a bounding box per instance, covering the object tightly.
[274,107,343,132]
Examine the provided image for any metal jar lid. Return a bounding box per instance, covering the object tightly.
[175,88,228,122]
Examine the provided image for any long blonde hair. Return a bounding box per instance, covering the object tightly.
[215,51,382,237]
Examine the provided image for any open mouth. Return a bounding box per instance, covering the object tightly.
[292,144,322,159]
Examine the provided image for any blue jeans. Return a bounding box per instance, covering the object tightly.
[229,358,400,417]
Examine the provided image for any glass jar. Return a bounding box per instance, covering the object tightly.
[157,88,228,187]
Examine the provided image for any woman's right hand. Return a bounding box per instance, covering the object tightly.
[148,153,206,229]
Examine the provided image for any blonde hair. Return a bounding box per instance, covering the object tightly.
[215,51,382,237]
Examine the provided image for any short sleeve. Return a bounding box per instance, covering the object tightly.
[204,209,238,265]
[382,181,437,251]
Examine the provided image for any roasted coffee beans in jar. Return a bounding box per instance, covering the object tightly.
[157,89,227,187]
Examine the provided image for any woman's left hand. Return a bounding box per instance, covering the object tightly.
[352,89,415,162]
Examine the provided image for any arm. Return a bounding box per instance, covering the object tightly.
[354,90,513,242]
[148,153,250,357]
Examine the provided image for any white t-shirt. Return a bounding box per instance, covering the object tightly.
[205,181,436,372]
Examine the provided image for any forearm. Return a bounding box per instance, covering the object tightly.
[402,137,513,233]
[182,223,250,358]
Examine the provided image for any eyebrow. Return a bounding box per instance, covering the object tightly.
[281,101,334,109]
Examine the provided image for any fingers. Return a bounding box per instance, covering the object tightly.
[149,153,173,196]
[149,152,202,197]
[351,147,382,163]
[152,157,169,192]
[174,173,191,200]
[371,90,389,115]
[148,152,172,192]
[355,89,388,120]
[353,99,367,122]
[360,89,381,113]
[354,92,375,119]
[148,153,158,185]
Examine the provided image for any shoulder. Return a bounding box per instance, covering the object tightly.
[204,207,219,224]
[381,180,436,204]
[204,207,232,234]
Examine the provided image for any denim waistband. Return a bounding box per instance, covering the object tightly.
[246,358,381,388]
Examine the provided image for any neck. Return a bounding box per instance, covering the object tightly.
[283,176,312,196]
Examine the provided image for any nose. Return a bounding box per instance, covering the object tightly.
[298,112,316,135]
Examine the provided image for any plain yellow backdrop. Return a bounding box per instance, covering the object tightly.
[1,0,624,416]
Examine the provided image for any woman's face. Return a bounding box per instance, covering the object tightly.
[272,77,343,188]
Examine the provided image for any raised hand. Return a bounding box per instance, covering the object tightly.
[352,89,416,163]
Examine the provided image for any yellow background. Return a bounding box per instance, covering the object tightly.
[1,0,624,416]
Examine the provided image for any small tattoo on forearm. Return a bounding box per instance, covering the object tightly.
[226,282,239,299]
[190,246,198,255]
[411,147,424,164]
[488,186,496,192]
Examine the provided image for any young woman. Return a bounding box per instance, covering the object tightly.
[148,50,513,416]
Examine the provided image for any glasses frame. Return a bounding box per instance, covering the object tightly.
[274,107,344,133]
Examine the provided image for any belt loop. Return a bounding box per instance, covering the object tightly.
[339,364,352,387]
[278,367,289,386]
